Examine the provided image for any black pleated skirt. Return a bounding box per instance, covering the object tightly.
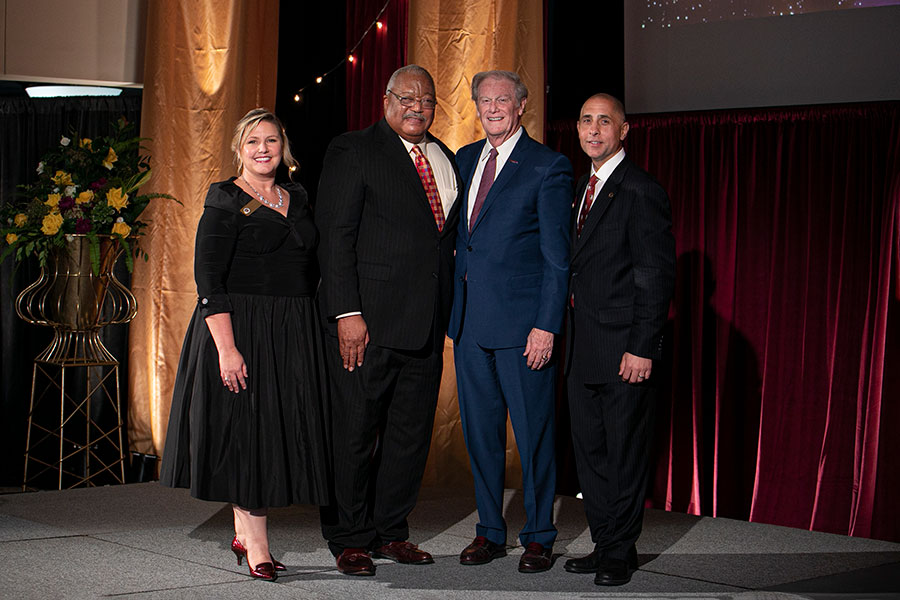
[160,293,331,509]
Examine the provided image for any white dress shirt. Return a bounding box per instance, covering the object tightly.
[400,135,457,217]
[575,147,626,217]
[467,126,524,221]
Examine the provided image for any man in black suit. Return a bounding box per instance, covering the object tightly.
[563,94,676,586]
[316,64,461,576]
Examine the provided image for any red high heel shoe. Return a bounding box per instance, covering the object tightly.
[248,561,277,581]
[231,536,286,572]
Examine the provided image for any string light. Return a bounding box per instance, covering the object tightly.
[292,0,393,99]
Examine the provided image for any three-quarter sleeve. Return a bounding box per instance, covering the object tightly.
[194,205,239,317]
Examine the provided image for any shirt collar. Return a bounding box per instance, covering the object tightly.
[480,125,524,163]
[399,135,430,155]
[591,147,626,182]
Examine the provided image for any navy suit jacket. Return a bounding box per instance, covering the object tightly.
[447,129,573,348]
[567,156,676,383]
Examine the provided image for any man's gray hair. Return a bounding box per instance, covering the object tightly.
[471,70,528,103]
[385,64,435,94]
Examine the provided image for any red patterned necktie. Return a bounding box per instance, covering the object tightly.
[412,145,445,231]
[469,147,498,232]
[576,174,599,236]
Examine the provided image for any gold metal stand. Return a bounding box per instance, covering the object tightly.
[23,355,126,490]
[16,236,137,490]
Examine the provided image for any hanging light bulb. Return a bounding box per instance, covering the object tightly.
[348,54,355,63]
[376,21,384,30]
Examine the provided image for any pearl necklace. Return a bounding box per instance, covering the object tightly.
[241,175,284,209]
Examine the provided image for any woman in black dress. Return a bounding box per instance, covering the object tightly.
[160,109,330,581]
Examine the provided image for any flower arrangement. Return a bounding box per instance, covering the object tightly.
[1,117,176,273]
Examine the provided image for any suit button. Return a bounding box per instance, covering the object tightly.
[571,272,578,278]
[467,246,472,252]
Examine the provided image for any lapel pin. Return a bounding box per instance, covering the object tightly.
[509,159,518,164]
[608,192,615,198]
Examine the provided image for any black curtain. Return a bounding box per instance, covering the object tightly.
[0,95,141,487]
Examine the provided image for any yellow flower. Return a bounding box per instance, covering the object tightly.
[103,147,118,170]
[6,233,18,245]
[111,221,131,238]
[14,213,28,227]
[106,187,129,211]
[41,212,64,235]
[76,190,94,204]
[79,138,93,150]
[46,193,61,208]
[51,170,74,186]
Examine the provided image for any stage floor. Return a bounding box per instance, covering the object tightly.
[0,483,897,599]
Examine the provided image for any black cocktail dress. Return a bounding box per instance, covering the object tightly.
[160,178,330,509]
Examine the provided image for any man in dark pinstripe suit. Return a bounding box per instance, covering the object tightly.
[563,94,675,586]
[316,65,462,576]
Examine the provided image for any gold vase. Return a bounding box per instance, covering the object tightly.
[15,235,137,365]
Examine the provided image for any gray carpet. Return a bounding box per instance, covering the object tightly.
[0,483,897,599]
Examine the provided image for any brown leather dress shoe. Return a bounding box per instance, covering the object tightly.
[518,542,553,573]
[459,536,506,565]
[372,541,434,564]
[336,548,376,576]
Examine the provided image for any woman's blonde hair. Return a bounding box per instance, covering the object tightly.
[231,108,298,178]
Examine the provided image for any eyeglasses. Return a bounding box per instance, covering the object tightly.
[387,89,437,110]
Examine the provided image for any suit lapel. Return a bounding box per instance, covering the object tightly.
[468,131,529,235]
[376,120,444,231]
[574,159,630,256]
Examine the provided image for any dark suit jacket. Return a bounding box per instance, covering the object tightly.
[567,156,676,383]
[316,118,462,351]
[447,129,573,348]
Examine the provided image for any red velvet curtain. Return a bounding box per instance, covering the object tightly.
[346,0,408,131]
[549,102,900,542]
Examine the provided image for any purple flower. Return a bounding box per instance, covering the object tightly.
[59,197,76,211]
[89,178,107,190]
[75,218,92,233]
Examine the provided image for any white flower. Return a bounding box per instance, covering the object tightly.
[60,136,71,146]
[36,161,45,174]
[116,216,124,223]
[65,234,74,242]
[64,185,77,197]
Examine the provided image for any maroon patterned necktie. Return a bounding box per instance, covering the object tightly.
[412,145,445,231]
[576,174,599,236]
[469,147,498,232]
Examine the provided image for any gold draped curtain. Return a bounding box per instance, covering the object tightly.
[128,0,546,487]
[411,0,545,488]
[128,0,279,455]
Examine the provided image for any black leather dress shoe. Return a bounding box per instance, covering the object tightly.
[518,542,552,573]
[459,536,506,565]
[564,549,598,574]
[336,548,375,576]
[595,558,633,586]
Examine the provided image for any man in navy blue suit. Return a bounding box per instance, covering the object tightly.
[447,70,573,573]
